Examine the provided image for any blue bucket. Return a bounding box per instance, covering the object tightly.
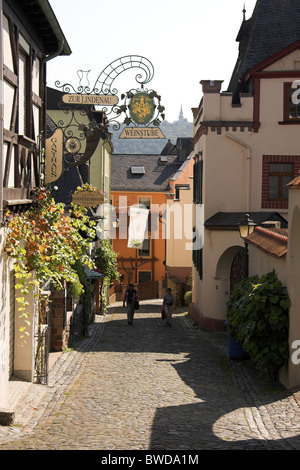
[225,322,245,360]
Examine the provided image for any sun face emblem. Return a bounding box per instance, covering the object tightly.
[129,92,155,125]
[65,138,81,154]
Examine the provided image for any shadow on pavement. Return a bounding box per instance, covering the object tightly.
[89,301,300,450]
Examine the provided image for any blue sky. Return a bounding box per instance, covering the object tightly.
[47,0,257,123]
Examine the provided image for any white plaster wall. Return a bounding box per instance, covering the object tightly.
[0,227,11,408]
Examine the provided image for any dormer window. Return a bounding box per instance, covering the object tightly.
[131,166,145,174]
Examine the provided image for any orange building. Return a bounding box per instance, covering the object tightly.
[110,144,192,299]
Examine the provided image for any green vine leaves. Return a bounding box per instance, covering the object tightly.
[5,186,97,338]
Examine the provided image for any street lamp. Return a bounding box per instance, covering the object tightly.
[238,213,256,278]
[238,213,256,239]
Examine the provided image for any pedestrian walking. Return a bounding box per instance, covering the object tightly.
[123,283,139,325]
[163,288,175,326]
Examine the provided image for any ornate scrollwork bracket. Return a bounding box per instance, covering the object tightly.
[53,56,163,166]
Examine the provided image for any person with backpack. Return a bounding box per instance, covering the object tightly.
[163,288,175,326]
[123,283,139,325]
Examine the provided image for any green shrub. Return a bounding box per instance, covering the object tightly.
[184,290,192,306]
[227,271,290,380]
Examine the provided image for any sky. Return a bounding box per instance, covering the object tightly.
[47,0,257,123]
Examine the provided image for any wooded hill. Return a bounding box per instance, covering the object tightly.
[110,118,193,154]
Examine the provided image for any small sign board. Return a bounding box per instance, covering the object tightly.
[119,127,166,139]
[72,190,104,207]
[45,128,63,183]
[62,94,118,106]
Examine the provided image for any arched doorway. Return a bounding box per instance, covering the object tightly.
[215,245,245,296]
[230,248,246,292]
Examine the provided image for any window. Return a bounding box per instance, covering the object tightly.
[261,155,300,209]
[138,271,152,283]
[192,227,203,279]
[193,159,203,204]
[131,166,145,174]
[18,52,27,135]
[268,163,293,201]
[139,238,150,257]
[139,197,150,209]
[284,82,300,122]
[175,184,189,200]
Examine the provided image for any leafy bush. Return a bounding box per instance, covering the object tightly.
[227,271,290,380]
[184,290,192,306]
[94,240,120,313]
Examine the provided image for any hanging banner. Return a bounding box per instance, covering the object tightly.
[128,205,149,249]
[45,128,63,183]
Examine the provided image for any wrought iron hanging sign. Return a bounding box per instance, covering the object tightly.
[118,88,166,139]
[46,55,166,175]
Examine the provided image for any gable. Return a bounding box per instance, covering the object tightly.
[245,40,300,78]
[228,1,300,101]
[263,48,300,73]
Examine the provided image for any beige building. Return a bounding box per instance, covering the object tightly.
[164,139,194,302]
[190,4,300,337]
[245,176,300,389]
[190,0,300,387]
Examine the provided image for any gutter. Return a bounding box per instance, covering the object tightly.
[225,133,251,212]
[43,38,65,63]
[37,0,72,60]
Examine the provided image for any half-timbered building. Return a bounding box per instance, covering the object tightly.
[0,0,70,417]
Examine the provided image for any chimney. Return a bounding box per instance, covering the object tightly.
[200,80,223,94]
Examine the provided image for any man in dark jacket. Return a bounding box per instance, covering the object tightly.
[123,284,139,325]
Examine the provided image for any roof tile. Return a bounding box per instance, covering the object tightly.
[246,226,288,258]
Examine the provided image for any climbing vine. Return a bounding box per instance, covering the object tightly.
[5,186,96,337]
[94,239,120,313]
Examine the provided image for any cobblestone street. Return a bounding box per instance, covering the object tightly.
[1,300,300,451]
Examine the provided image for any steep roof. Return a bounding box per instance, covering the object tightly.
[12,0,72,56]
[160,137,193,158]
[111,154,185,192]
[228,0,300,101]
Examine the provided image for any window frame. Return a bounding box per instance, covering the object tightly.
[268,162,294,201]
[261,155,300,209]
[138,238,151,257]
[283,82,300,123]
[138,270,152,283]
[192,227,203,279]
[193,159,203,204]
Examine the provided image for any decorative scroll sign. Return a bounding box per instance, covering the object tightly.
[45,128,63,183]
[48,56,166,175]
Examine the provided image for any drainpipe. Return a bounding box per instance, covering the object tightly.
[225,133,251,212]
[0,0,3,224]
